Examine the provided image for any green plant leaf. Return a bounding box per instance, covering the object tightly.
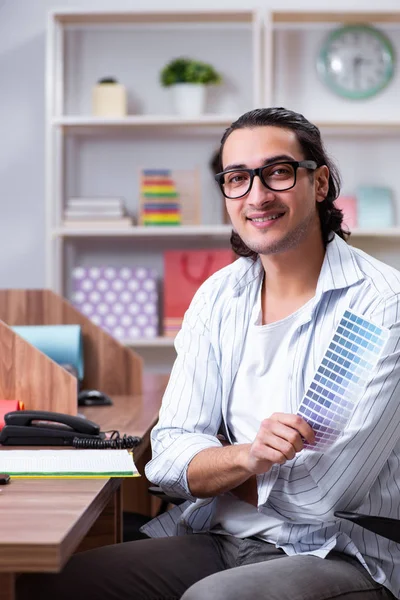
[160,57,222,86]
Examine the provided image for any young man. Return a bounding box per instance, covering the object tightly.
[18,108,400,600]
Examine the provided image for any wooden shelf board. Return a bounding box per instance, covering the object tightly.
[272,11,400,24]
[53,225,232,238]
[52,225,400,239]
[351,228,400,238]
[317,122,400,136]
[52,117,400,136]
[53,10,254,25]
[53,115,238,129]
[124,337,176,348]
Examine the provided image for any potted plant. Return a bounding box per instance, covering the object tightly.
[92,77,127,117]
[160,57,222,117]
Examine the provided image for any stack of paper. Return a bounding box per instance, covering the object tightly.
[0,449,139,478]
[63,197,132,228]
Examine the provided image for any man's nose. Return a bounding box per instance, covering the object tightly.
[248,174,275,205]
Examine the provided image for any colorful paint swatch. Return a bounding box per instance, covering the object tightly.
[297,310,389,451]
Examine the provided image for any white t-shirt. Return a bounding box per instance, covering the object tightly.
[211,281,314,541]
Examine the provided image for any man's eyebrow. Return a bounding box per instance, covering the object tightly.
[223,154,295,171]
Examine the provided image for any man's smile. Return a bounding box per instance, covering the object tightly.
[246,211,286,227]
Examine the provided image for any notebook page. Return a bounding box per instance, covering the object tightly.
[0,449,139,478]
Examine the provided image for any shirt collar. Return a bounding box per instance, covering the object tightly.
[316,233,365,296]
[231,233,365,298]
[231,257,264,297]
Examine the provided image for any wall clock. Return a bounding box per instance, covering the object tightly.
[317,24,395,100]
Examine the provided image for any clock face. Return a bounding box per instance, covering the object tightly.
[317,25,395,99]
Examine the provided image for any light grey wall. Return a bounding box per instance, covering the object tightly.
[0,0,399,289]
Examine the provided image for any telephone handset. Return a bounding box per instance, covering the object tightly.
[0,410,103,446]
[0,410,142,449]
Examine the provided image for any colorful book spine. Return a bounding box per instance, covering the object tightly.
[140,169,181,226]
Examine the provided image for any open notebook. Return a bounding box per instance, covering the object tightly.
[0,449,139,478]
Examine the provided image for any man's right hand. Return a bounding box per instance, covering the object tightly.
[244,412,315,475]
[187,413,315,499]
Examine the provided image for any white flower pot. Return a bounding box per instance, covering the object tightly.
[171,83,206,117]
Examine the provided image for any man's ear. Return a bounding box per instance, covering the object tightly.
[315,165,329,203]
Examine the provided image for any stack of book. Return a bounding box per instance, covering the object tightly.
[63,197,132,228]
[139,169,181,226]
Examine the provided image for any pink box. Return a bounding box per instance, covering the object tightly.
[335,196,357,230]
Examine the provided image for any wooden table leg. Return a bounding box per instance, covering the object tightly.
[75,486,122,553]
[115,484,122,543]
[0,574,15,600]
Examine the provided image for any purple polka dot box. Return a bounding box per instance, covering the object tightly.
[71,266,159,341]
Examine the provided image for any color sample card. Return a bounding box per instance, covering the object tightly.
[297,310,389,451]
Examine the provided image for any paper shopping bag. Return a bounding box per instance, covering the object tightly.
[163,248,234,337]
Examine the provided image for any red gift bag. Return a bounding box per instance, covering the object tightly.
[163,249,234,337]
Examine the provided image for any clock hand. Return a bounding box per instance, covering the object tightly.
[353,56,369,89]
[352,56,362,89]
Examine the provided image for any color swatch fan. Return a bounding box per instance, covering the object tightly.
[297,310,389,451]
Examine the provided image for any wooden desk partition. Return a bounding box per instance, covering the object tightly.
[0,289,143,397]
[0,290,162,516]
[0,320,77,414]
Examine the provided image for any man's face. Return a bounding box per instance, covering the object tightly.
[221,126,328,257]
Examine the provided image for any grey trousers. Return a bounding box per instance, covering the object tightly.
[16,533,395,600]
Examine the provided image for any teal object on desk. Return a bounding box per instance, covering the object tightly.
[11,325,84,381]
[356,186,394,229]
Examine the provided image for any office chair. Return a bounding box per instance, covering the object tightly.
[140,497,400,543]
[145,496,400,541]
[334,511,400,543]
[123,486,185,542]
[148,486,186,515]
[124,491,400,543]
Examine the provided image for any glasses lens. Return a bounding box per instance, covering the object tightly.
[261,163,295,191]
[221,171,252,198]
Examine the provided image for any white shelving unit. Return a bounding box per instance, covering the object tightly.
[46,8,400,372]
[264,9,400,277]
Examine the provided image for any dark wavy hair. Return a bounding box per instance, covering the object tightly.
[216,107,349,260]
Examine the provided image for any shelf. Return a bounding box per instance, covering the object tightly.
[272,11,400,25]
[317,123,400,137]
[52,117,400,137]
[53,225,232,238]
[53,9,255,25]
[124,336,175,348]
[350,228,400,238]
[52,115,239,133]
[46,6,400,378]
[53,226,400,239]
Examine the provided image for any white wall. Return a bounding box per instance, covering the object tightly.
[1,0,400,289]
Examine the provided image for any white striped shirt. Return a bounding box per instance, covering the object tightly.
[144,234,400,598]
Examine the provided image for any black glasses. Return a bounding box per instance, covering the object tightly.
[214,160,318,199]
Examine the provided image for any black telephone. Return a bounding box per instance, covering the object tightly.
[0,411,142,449]
[0,410,103,446]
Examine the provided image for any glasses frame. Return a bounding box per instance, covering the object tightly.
[214,160,318,199]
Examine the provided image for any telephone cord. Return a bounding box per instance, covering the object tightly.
[72,430,142,449]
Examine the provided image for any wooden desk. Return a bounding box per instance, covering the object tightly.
[79,373,168,460]
[0,374,168,600]
[0,478,121,600]
[79,374,168,514]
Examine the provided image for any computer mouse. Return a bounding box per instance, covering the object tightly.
[78,389,113,407]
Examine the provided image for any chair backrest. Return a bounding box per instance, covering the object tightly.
[334,511,400,543]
